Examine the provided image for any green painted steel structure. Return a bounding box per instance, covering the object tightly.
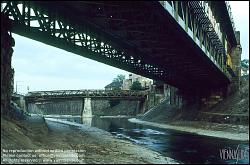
[25,90,148,103]
[1,1,237,92]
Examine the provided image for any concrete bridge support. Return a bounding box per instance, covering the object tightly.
[17,96,27,112]
[12,96,27,112]
[163,84,183,108]
[164,84,171,104]
[200,88,225,109]
[82,98,92,117]
[27,103,43,114]
[81,116,92,126]
[169,86,183,108]
[1,14,15,116]
[137,100,146,114]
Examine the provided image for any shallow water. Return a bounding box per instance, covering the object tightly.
[45,116,249,164]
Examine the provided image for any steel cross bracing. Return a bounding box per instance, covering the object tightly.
[25,90,148,102]
[160,1,230,77]
[1,1,231,90]
[188,1,225,55]
[1,1,193,89]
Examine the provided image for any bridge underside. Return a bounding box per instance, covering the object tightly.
[2,1,230,91]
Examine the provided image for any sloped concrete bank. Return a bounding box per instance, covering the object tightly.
[134,79,249,142]
[128,118,249,141]
[1,115,178,164]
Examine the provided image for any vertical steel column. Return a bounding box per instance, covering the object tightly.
[185,3,188,32]
[174,1,178,22]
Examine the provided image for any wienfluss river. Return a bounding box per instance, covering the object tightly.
[44,116,249,164]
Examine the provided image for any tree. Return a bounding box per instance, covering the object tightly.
[111,74,125,89]
[241,59,249,79]
[113,74,125,84]
[130,81,143,90]
[241,59,249,69]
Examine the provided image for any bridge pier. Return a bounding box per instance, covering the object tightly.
[27,103,43,114]
[169,86,183,108]
[162,83,183,108]
[137,100,146,114]
[82,98,92,117]
[199,88,226,109]
[1,14,15,116]
[163,83,241,113]
[81,116,92,126]
[200,31,242,109]
[228,31,242,95]
[172,29,241,111]
[164,84,170,104]
[15,96,27,112]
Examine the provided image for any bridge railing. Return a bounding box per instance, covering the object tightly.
[225,1,236,33]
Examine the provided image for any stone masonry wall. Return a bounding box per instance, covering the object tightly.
[230,31,242,93]
[1,14,15,116]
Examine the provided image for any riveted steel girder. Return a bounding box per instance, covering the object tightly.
[1,1,231,91]
[25,90,148,103]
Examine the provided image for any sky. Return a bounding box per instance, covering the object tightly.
[12,1,249,94]
[229,1,249,60]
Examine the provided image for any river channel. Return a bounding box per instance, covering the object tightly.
[43,116,249,164]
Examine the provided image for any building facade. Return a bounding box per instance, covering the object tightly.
[122,73,153,90]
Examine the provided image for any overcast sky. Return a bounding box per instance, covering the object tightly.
[12,1,249,94]
[229,1,249,60]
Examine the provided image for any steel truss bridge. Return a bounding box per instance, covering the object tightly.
[1,1,237,91]
[25,90,148,102]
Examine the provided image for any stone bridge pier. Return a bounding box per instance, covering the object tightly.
[200,31,241,109]
[1,14,15,116]
[160,30,241,111]
[82,98,92,117]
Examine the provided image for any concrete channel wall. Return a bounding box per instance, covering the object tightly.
[27,99,140,116]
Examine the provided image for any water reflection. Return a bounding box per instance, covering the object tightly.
[47,116,249,164]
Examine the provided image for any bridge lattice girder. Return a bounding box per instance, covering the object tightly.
[1,1,233,91]
[25,90,148,103]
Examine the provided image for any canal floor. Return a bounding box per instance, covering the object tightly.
[45,116,249,164]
